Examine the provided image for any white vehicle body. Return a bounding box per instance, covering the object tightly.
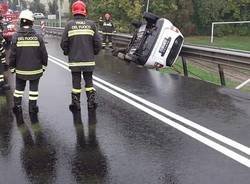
[145,18,184,68]
[124,13,184,69]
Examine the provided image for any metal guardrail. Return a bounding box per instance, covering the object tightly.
[38,26,250,86]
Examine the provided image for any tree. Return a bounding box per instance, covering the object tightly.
[80,0,142,32]
[66,0,250,35]
[6,0,27,10]
[29,0,46,14]
[192,0,250,35]
[9,0,18,10]
[48,0,58,14]
[21,0,27,9]
[174,0,195,35]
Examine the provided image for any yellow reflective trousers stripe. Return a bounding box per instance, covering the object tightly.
[14,90,24,98]
[72,88,82,94]
[69,62,95,67]
[16,69,43,75]
[29,96,39,101]
[85,87,95,92]
[29,91,39,95]
[14,94,23,98]
[0,75,4,82]
[68,29,95,37]
[16,41,40,47]
[14,90,24,94]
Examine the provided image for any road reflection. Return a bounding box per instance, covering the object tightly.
[17,122,57,184]
[0,95,13,157]
[71,109,108,183]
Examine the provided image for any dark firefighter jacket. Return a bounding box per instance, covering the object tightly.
[9,27,48,80]
[100,20,115,35]
[0,35,6,79]
[60,15,102,72]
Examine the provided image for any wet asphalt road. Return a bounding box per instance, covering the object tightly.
[0,36,250,184]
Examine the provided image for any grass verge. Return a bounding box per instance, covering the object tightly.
[185,36,250,51]
[160,60,250,94]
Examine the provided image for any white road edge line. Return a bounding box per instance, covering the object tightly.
[236,78,250,90]
[48,55,250,156]
[48,57,250,168]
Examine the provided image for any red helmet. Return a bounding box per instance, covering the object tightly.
[72,1,87,16]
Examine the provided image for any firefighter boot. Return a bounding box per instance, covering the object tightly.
[13,105,24,125]
[13,97,24,125]
[0,81,3,94]
[86,90,97,109]
[69,93,81,113]
[72,110,82,124]
[29,102,39,124]
[108,42,113,49]
[69,93,82,123]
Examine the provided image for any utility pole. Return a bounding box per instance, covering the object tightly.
[58,0,62,27]
[17,0,22,10]
[146,0,150,12]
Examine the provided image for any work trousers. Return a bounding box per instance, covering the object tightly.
[71,71,95,95]
[102,34,113,47]
[13,77,40,107]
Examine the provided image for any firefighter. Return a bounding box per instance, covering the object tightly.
[60,1,101,111]
[100,13,115,48]
[0,33,10,93]
[9,9,48,124]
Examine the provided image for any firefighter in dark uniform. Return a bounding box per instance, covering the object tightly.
[61,0,101,111]
[100,13,115,48]
[9,9,48,124]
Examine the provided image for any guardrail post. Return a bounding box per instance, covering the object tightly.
[181,56,189,77]
[218,64,226,86]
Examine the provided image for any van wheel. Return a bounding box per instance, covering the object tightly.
[143,12,159,24]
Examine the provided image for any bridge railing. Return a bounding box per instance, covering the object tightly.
[37,26,250,86]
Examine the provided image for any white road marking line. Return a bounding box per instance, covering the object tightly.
[48,57,250,168]
[48,55,250,156]
[236,78,250,89]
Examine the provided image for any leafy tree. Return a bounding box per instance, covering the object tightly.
[48,0,58,14]
[65,0,250,35]
[29,0,46,14]
[21,0,27,9]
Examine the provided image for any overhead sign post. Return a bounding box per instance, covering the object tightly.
[211,21,250,43]
[58,0,62,27]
